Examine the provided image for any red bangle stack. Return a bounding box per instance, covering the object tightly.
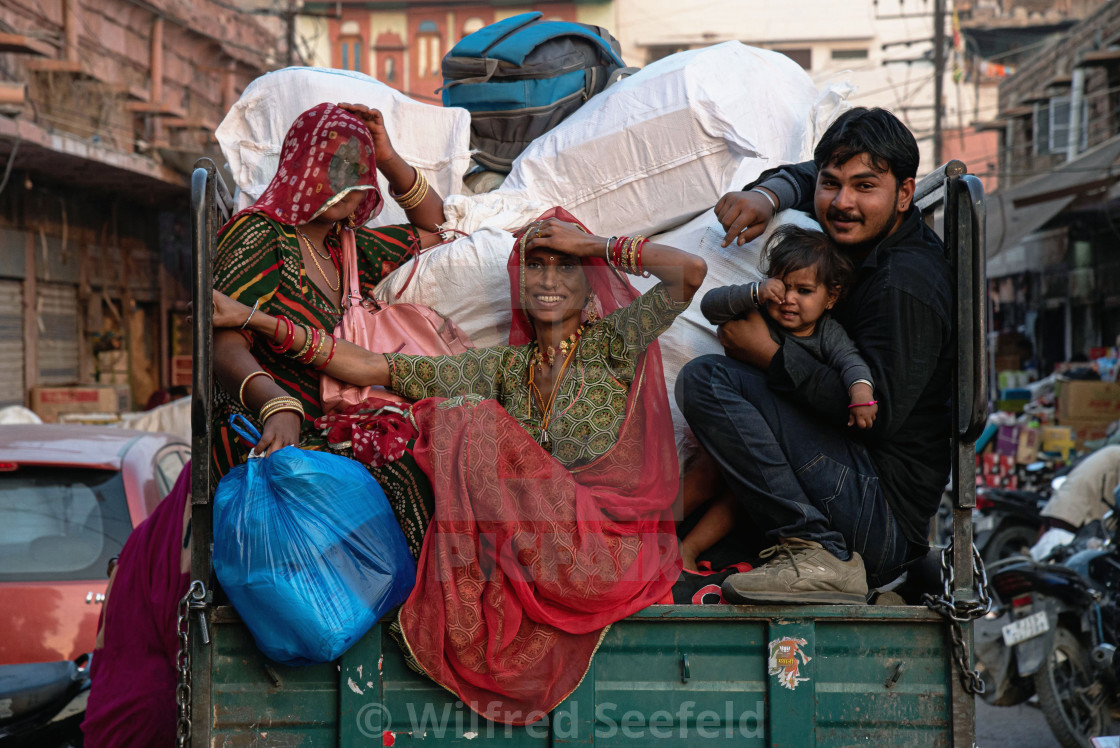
[267,316,296,353]
[606,236,651,277]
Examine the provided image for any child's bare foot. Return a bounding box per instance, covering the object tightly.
[680,543,699,572]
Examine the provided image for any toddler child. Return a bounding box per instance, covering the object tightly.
[679,224,877,571]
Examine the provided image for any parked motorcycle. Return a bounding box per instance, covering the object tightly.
[0,653,90,747]
[988,515,1120,748]
[974,485,1047,567]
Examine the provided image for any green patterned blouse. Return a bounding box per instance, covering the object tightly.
[386,283,689,468]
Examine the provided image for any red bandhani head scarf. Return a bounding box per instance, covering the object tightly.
[223,102,383,231]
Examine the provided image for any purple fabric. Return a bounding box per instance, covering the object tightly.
[82,462,191,747]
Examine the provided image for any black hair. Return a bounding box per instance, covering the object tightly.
[762,225,853,298]
[813,107,919,184]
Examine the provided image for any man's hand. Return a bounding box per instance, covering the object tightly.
[717,314,779,370]
[715,188,776,247]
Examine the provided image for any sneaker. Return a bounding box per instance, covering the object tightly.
[721,538,869,604]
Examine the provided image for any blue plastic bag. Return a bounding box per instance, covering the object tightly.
[213,416,416,665]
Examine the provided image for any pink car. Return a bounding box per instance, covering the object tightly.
[0,425,188,740]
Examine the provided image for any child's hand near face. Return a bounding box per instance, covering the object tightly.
[848,381,877,429]
[758,277,785,307]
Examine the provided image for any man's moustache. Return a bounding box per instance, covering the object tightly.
[827,211,861,223]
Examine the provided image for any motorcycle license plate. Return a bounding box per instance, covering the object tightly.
[1002,611,1050,647]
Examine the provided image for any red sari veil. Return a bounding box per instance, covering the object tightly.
[397,208,681,725]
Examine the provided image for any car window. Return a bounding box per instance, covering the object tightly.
[0,467,132,582]
[155,449,187,499]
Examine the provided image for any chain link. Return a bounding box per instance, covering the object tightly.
[176,580,207,748]
[923,543,992,695]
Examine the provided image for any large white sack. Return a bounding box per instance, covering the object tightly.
[215,67,473,227]
[479,43,824,237]
[373,227,514,349]
[633,209,823,454]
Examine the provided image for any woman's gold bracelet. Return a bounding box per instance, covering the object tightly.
[259,395,303,424]
[392,168,429,211]
[238,370,276,408]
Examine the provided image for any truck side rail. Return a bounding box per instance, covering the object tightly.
[188,158,233,745]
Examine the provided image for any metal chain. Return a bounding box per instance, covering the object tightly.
[176,580,207,748]
[923,543,992,695]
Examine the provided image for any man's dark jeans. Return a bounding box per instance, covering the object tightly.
[676,354,911,587]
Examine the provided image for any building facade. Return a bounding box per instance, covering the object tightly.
[301,1,613,103]
[986,0,1120,374]
[0,0,279,410]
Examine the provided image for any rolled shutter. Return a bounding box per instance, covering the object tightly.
[37,283,79,386]
[0,280,24,406]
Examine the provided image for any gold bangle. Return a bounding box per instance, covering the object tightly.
[310,329,327,364]
[395,170,429,211]
[290,324,314,360]
[391,166,423,203]
[259,395,303,424]
[259,404,302,424]
[238,370,275,408]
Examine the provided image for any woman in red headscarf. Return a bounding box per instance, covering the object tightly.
[212,209,707,724]
[210,101,447,480]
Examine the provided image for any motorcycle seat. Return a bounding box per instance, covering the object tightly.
[0,659,85,725]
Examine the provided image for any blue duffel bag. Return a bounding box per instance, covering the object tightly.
[441,11,628,173]
[213,416,416,665]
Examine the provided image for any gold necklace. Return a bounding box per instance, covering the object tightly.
[530,323,586,372]
[529,336,580,433]
[294,228,340,292]
[295,226,332,260]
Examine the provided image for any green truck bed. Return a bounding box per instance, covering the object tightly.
[204,604,958,747]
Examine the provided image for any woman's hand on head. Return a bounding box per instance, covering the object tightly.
[523,218,601,259]
[212,291,253,329]
[256,410,302,457]
[338,103,400,166]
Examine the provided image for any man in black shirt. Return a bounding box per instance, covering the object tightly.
[676,108,952,603]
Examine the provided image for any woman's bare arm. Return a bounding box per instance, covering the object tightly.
[212,292,392,388]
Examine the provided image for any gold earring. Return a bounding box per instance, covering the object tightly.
[584,292,599,323]
[346,213,358,229]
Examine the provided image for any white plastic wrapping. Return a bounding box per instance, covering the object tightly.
[215,67,473,227]
[485,42,825,237]
[373,227,515,350]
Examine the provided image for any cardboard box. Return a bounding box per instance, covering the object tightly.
[1017,427,1040,464]
[1057,381,1120,421]
[1062,418,1114,450]
[1041,425,1077,460]
[995,424,1020,456]
[30,385,124,423]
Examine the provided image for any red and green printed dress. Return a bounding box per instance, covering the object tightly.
[210,212,434,552]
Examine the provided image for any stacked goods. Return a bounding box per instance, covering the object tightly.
[1057,380,1120,449]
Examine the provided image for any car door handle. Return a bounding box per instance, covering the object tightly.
[85,591,106,604]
